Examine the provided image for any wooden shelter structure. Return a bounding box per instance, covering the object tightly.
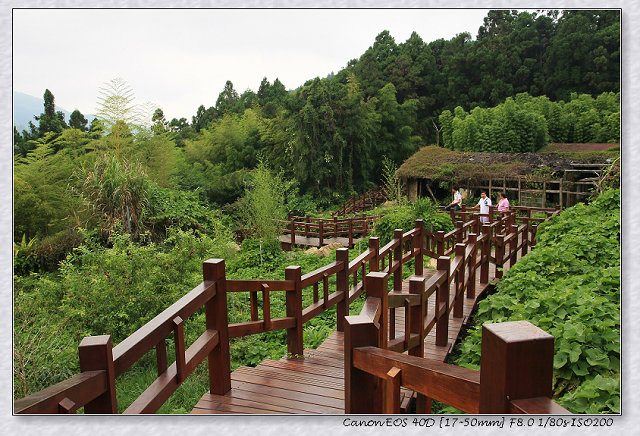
[397,145,618,208]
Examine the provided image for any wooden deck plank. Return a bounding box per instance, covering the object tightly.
[229,380,344,409]
[231,372,344,400]
[199,389,342,414]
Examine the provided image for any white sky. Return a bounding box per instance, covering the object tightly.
[13,8,492,121]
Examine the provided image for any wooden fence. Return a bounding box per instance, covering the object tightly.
[277,214,382,249]
[334,186,387,217]
[14,206,566,414]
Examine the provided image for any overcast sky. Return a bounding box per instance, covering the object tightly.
[13,8,493,121]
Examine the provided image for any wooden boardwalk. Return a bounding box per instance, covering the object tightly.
[192,261,502,414]
[278,234,366,249]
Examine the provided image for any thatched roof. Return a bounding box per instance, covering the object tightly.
[396,145,617,183]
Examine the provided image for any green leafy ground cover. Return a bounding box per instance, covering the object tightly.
[448,189,620,413]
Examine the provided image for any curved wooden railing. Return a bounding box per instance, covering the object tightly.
[277,214,382,249]
[14,206,562,414]
[334,186,387,217]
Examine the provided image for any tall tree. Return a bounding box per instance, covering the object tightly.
[69,109,88,131]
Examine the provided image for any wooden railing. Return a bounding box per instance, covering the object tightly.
[277,214,382,249]
[334,186,387,217]
[14,206,563,414]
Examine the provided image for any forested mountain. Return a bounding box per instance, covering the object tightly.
[14,9,620,245]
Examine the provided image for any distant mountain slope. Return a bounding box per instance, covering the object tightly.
[13,91,94,132]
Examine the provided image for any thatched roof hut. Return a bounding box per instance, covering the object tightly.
[396,145,618,208]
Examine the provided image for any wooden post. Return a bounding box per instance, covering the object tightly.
[393,229,403,293]
[305,215,310,238]
[172,316,186,382]
[480,225,490,284]
[204,259,231,395]
[348,218,354,247]
[510,225,518,267]
[382,367,402,414]
[467,234,477,299]
[334,216,339,238]
[436,256,450,347]
[366,272,389,349]
[489,205,494,223]
[156,338,167,376]
[262,284,271,331]
[415,220,424,276]
[319,220,324,246]
[479,321,555,413]
[369,237,380,273]
[436,231,445,256]
[336,248,349,332]
[78,335,117,413]
[285,266,303,358]
[344,316,380,413]
[495,235,505,279]
[290,218,295,247]
[455,220,463,244]
[522,218,529,256]
[453,243,465,318]
[409,277,426,358]
[542,180,547,208]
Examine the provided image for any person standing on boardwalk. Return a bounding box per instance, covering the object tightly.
[445,186,462,211]
[498,192,510,213]
[472,191,492,223]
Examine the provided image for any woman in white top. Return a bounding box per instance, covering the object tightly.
[472,191,492,223]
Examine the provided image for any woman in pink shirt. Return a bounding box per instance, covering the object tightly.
[498,192,510,212]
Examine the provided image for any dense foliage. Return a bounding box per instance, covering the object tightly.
[451,189,620,413]
[439,92,620,152]
[14,10,620,216]
[373,198,454,245]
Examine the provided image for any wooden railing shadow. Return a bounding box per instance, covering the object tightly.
[14,206,565,414]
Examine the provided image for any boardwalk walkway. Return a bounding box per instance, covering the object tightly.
[278,234,366,249]
[192,261,502,414]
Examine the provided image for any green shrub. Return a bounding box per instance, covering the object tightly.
[13,234,40,276]
[374,198,454,244]
[36,230,84,272]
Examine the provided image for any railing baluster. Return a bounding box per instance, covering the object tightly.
[409,277,426,358]
[404,298,411,350]
[382,367,402,414]
[262,284,271,331]
[336,248,349,331]
[393,229,403,292]
[156,338,167,376]
[322,273,329,309]
[436,256,450,347]
[313,282,319,303]
[250,291,259,321]
[173,316,186,382]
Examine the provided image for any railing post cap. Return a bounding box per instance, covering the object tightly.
[204,258,225,266]
[79,335,112,348]
[482,321,554,343]
[366,271,388,279]
[284,265,301,272]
